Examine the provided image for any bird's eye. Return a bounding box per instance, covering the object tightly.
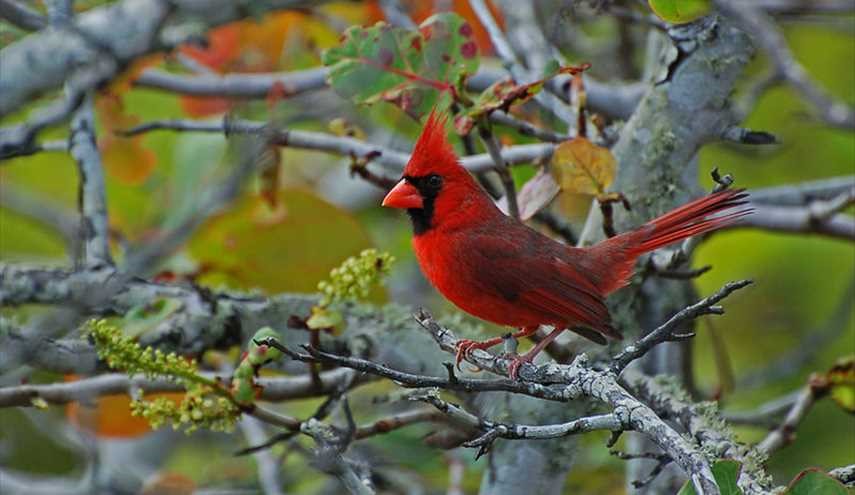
[427,175,442,188]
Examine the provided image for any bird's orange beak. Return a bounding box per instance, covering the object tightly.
[382,179,423,209]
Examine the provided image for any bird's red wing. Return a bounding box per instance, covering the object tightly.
[463,230,617,341]
[515,259,619,340]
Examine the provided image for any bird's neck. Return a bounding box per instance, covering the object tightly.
[408,176,501,237]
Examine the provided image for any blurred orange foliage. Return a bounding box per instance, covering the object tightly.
[65,375,184,438]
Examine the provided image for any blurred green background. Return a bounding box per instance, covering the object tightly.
[1,2,853,493]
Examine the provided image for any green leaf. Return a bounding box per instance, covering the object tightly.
[678,459,742,495]
[322,13,479,120]
[785,469,848,495]
[648,0,710,24]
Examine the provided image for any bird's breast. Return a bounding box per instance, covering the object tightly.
[412,230,541,328]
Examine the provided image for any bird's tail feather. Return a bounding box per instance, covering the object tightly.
[592,189,752,295]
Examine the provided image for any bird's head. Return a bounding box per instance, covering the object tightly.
[382,111,484,235]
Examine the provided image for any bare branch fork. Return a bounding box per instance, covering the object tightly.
[410,311,722,494]
[611,279,753,372]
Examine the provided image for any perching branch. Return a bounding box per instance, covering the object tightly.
[412,311,722,495]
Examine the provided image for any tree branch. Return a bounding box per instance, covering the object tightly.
[409,388,620,457]
[715,0,855,128]
[0,0,46,31]
[117,117,555,174]
[612,280,753,372]
[626,370,773,493]
[756,379,824,454]
[749,176,855,205]
[737,192,855,241]
[411,311,722,495]
[134,66,329,99]
[0,369,368,408]
[0,0,325,117]
[69,94,113,267]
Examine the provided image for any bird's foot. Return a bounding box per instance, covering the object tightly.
[506,354,534,380]
[454,338,502,370]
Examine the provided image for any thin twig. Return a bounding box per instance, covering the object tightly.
[489,111,568,143]
[469,0,573,125]
[477,122,520,218]
[117,117,556,174]
[410,388,621,458]
[611,280,753,372]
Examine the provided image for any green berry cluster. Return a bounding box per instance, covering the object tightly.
[308,249,394,330]
[86,319,199,381]
[85,320,239,433]
[316,249,394,307]
[130,384,238,433]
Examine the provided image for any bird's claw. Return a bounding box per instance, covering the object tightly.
[454,339,493,370]
[506,354,532,380]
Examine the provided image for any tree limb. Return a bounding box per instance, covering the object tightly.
[715,0,855,128]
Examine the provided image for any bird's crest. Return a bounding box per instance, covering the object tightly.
[403,110,463,178]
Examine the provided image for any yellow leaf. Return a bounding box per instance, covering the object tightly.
[551,137,616,196]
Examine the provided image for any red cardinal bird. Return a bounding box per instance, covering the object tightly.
[382,113,750,378]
